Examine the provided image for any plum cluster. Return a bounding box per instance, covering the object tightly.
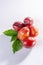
[13,17,38,48]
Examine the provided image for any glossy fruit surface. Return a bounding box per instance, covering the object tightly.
[29,26,38,37]
[18,27,30,40]
[13,22,23,31]
[22,37,36,48]
[24,17,33,26]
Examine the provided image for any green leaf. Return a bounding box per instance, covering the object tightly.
[12,39,22,53]
[3,29,18,36]
[11,35,17,42]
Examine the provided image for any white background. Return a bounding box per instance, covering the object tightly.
[0,0,43,65]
